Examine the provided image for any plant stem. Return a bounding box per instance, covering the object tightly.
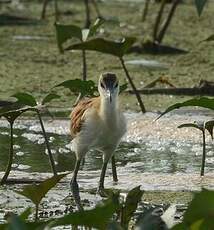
[37,110,57,176]
[0,121,14,185]
[153,0,167,42]
[120,57,146,113]
[35,204,39,222]
[156,0,180,43]
[41,0,50,20]
[84,0,91,28]
[142,0,150,22]
[91,0,102,18]
[54,0,59,21]
[82,50,87,81]
[201,130,206,176]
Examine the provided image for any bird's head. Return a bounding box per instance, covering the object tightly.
[98,73,119,103]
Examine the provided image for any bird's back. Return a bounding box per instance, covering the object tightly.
[70,97,100,138]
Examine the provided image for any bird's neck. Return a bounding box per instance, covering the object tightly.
[99,96,119,124]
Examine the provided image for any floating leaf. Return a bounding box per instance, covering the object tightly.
[41,93,60,105]
[121,186,143,229]
[12,92,37,107]
[157,97,214,120]
[15,173,68,206]
[51,193,119,229]
[195,0,208,16]
[54,79,97,97]
[65,37,136,58]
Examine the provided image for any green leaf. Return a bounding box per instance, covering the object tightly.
[195,0,208,16]
[65,37,136,58]
[54,79,97,97]
[12,93,37,107]
[50,193,119,229]
[55,23,82,52]
[178,122,203,132]
[41,93,60,105]
[205,120,214,139]
[19,207,32,221]
[182,189,214,228]
[157,97,214,120]
[121,186,143,228]
[0,100,32,122]
[15,173,68,206]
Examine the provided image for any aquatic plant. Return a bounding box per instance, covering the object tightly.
[157,97,214,120]
[15,173,68,221]
[0,92,60,184]
[178,120,214,176]
[63,36,146,113]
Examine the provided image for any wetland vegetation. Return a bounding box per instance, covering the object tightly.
[0,0,214,229]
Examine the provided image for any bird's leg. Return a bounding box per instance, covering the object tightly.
[97,161,108,197]
[70,159,83,211]
[111,155,118,182]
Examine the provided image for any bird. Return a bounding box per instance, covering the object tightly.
[70,72,126,210]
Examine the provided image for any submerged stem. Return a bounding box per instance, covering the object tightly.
[37,110,57,176]
[201,130,206,176]
[1,121,14,184]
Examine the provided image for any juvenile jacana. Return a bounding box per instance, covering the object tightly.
[70,72,126,210]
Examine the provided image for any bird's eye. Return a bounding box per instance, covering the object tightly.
[114,82,118,88]
[101,82,105,88]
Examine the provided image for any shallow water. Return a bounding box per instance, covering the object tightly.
[0,111,213,175]
[0,111,213,224]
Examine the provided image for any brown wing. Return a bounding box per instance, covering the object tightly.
[70,97,100,137]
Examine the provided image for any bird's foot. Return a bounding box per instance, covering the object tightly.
[97,187,109,197]
[97,186,116,198]
[70,180,83,211]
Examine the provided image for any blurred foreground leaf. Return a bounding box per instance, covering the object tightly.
[15,173,68,206]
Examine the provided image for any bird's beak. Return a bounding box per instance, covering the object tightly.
[106,89,112,103]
